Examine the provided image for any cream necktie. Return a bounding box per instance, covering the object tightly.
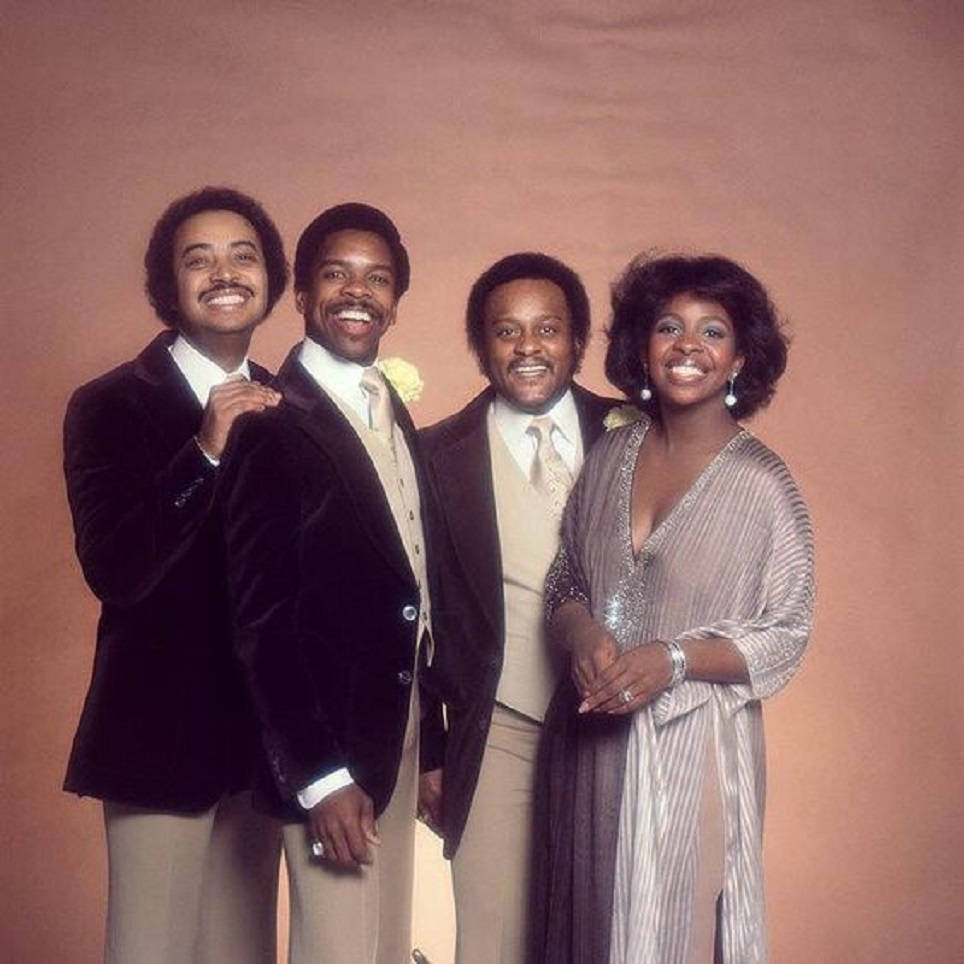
[527,415,574,518]
[360,367,396,456]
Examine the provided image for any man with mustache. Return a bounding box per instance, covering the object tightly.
[63,187,287,963]
[218,203,443,963]
[419,253,619,963]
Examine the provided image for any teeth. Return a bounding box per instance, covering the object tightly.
[669,362,704,375]
[514,365,548,375]
[207,293,245,306]
[336,308,372,322]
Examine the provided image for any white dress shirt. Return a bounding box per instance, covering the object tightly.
[490,388,583,477]
[169,334,250,407]
[298,336,378,424]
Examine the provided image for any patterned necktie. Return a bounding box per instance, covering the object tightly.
[527,415,574,518]
[360,367,396,456]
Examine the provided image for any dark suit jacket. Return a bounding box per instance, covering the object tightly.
[218,347,445,821]
[63,330,269,811]
[419,383,619,856]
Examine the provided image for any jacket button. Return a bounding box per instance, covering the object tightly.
[397,670,413,686]
[402,604,418,622]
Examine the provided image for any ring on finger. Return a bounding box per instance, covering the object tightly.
[310,839,325,859]
[619,688,633,704]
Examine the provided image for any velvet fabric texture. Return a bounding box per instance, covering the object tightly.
[218,347,445,821]
[63,331,269,812]
[418,384,619,857]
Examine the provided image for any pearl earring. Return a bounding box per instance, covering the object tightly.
[640,367,653,402]
[724,373,738,409]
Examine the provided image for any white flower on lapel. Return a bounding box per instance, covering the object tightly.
[377,357,424,403]
[603,404,645,431]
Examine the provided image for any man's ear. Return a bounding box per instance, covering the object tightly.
[295,290,305,314]
[572,337,586,373]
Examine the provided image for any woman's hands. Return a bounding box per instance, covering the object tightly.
[551,601,619,696]
[551,601,682,716]
[577,641,673,715]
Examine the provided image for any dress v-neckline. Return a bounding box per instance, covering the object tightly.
[622,419,749,563]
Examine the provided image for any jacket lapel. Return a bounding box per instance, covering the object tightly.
[275,349,415,586]
[132,331,207,445]
[428,391,503,639]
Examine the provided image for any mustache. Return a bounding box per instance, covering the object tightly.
[508,357,552,372]
[201,280,255,298]
[327,299,385,324]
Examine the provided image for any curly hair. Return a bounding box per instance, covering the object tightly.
[465,252,591,373]
[605,253,788,420]
[144,186,288,326]
[293,202,410,297]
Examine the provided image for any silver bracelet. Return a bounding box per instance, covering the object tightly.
[660,639,687,688]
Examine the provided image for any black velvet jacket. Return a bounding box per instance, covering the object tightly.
[218,347,445,821]
[63,331,269,811]
[418,383,619,856]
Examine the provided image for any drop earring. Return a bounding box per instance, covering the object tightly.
[640,366,653,402]
[724,373,738,409]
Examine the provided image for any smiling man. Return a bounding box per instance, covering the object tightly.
[63,187,287,963]
[218,202,443,964]
[419,253,620,963]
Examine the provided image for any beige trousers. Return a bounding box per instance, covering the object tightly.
[283,690,420,964]
[451,704,542,964]
[102,791,282,964]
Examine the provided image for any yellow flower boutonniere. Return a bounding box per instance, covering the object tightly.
[377,356,424,403]
[603,404,645,431]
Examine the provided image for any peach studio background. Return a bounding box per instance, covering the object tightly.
[2,1,962,961]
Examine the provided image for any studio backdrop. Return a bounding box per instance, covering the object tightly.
[2,1,961,961]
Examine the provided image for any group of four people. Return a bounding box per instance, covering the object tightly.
[64,186,814,963]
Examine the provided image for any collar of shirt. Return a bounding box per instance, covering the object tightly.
[491,387,582,477]
[298,337,375,424]
[168,335,250,407]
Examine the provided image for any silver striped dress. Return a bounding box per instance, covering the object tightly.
[536,418,814,963]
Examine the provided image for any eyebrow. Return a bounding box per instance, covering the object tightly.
[490,312,563,324]
[657,311,729,324]
[179,239,260,258]
[318,258,394,274]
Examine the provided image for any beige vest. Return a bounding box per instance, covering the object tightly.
[488,413,565,721]
[326,392,432,660]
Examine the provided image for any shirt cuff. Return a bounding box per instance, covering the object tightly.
[296,767,353,810]
[193,436,220,467]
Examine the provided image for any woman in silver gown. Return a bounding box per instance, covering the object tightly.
[533,254,814,963]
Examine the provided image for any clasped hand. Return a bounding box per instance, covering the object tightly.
[573,628,673,716]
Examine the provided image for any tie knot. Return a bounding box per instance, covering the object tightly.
[527,415,555,441]
[360,367,386,397]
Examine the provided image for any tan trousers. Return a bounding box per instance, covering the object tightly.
[103,791,282,964]
[283,691,419,964]
[451,704,541,964]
